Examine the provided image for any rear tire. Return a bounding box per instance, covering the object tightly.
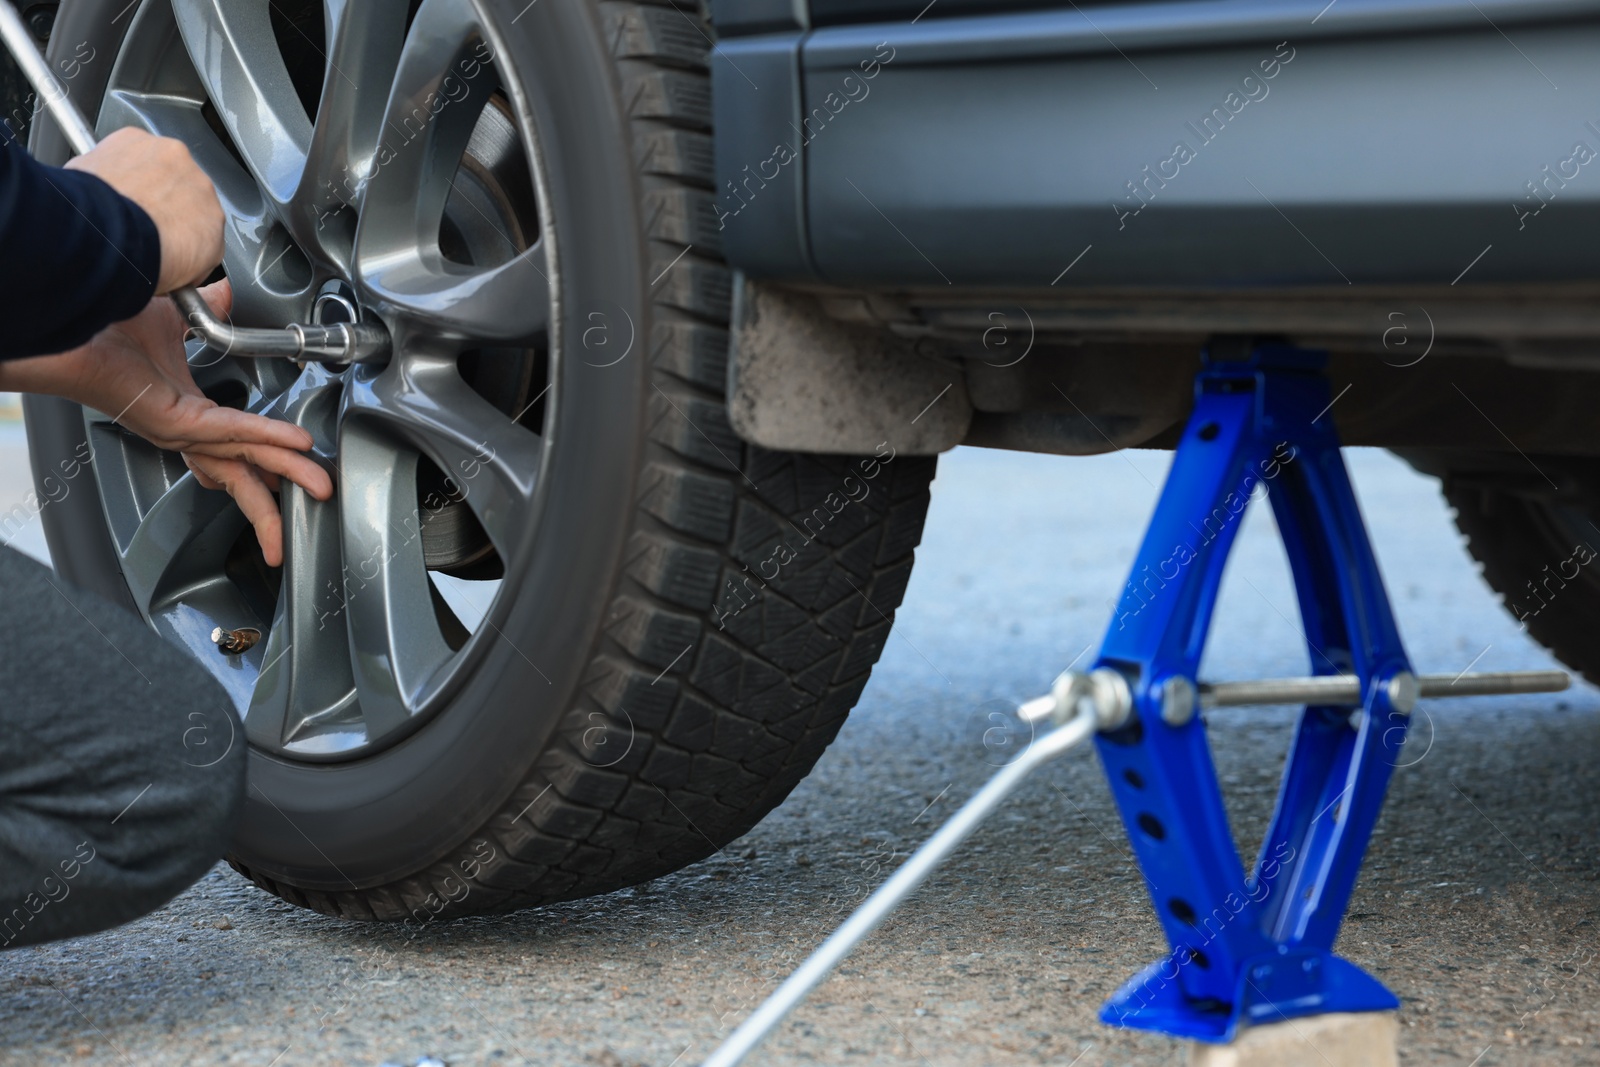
[26,0,935,920]
[1442,465,1600,685]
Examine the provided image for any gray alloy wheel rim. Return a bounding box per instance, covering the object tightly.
[88,0,558,761]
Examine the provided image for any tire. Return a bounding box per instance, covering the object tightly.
[1443,467,1600,686]
[25,0,935,920]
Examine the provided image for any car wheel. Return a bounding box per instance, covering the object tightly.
[24,0,936,919]
[1443,469,1600,685]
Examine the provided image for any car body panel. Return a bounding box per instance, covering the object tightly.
[712,0,1600,288]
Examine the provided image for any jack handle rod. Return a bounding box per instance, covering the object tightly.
[1201,669,1569,710]
[700,706,1100,1067]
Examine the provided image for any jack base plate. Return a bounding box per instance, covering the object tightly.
[1101,948,1399,1043]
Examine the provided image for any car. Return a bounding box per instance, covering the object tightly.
[16,0,1600,922]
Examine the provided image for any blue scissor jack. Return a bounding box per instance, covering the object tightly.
[703,342,1568,1067]
[1089,340,1416,1041]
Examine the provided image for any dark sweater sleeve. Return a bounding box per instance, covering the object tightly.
[0,134,160,360]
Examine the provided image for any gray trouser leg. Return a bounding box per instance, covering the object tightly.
[0,545,246,949]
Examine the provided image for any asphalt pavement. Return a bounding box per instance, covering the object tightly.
[0,426,1596,1066]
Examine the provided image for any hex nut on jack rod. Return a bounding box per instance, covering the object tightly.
[1385,670,1419,715]
[1019,667,1133,731]
[1160,675,1197,726]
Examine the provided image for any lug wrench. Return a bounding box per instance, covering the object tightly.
[0,1,389,365]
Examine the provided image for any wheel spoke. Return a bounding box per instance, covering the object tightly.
[100,87,317,326]
[99,89,262,225]
[241,369,351,747]
[339,426,455,737]
[170,0,311,209]
[286,0,410,271]
[351,0,549,342]
[118,473,245,616]
[356,0,486,243]
[344,357,542,555]
[247,480,360,748]
[356,240,549,344]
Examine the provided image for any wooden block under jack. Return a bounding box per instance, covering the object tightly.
[1188,1012,1399,1067]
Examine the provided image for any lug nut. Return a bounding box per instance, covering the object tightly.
[25,4,53,40]
[211,626,261,655]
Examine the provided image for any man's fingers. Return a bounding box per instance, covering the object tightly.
[199,277,233,319]
[173,404,331,499]
[182,454,225,491]
[175,404,319,457]
[187,454,285,566]
[185,438,332,500]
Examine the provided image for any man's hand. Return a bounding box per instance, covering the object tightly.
[0,280,333,566]
[64,128,225,294]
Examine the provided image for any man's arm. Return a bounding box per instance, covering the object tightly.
[0,132,160,359]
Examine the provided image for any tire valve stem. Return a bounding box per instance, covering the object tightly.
[211,626,261,655]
